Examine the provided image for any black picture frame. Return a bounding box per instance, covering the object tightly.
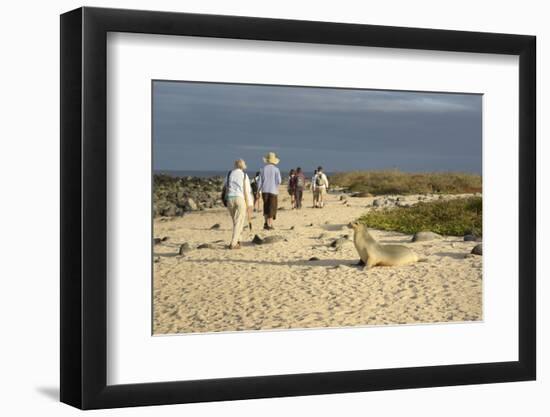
[60,6,536,410]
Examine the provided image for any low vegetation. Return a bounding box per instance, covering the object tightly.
[331,170,482,195]
[359,197,482,237]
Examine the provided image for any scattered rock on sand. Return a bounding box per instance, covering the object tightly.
[351,191,373,198]
[184,198,198,211]
[330,237,350,250]
[263,235,285,244]
[210,223,221,230]
[289,226,295,230]
[464,234,482,242]
[252,235,264,245]
[252,235,285,245]
[412,231,442,242]
[197,243,214,249]
[309,257,320,261]
[178,243,192,255]
[471,244,483,255]
[163,205,177,217]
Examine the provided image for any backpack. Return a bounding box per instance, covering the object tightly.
[296,174,305,190]
[220,170,231,207]
[315,173,325,187]
[250,176,259,194]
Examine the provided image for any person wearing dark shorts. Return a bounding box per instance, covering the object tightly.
[258,152,282,230]
[287,169,296,209]
[294,167,306,209]
[262,192,278,221]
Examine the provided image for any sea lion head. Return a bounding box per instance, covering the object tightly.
[348,220,362,230]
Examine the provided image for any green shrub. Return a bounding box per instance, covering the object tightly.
[331,170,482,195]
[359,197,482,237]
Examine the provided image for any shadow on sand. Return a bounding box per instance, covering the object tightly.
[433,251,467,260]
[183,257,362,268]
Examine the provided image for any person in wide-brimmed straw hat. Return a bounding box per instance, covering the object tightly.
[258,152,282,230]
[262,151,280,165]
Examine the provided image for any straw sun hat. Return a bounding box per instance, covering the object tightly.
[262,152,280,165]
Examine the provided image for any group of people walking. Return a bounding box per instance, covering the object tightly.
[222,151,328,249]
[287,166,329,209]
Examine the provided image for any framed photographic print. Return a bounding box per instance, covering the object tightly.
[60,6,536,409]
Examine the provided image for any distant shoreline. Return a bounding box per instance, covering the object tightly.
[154,169,335,178]
[153,169,481,179]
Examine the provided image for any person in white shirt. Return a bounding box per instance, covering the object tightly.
[311,169,318,208]
[224,159,254,249]
[314,166,329,208]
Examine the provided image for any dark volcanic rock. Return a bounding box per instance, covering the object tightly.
[330,237,349,250]
[163,204,177,217]
[153,174,225,217]
[178,243,192,255]
[464,234,482,242]
[471,244,483,255]
[252,235,264,245]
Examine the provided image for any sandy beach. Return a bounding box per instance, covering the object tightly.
[153,188,482,334]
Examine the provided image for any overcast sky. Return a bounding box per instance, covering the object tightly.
[153,81,482,174]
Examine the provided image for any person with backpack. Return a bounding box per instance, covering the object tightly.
[294,167,306,209]
[223,159,254,249]
[287,169,297,209]
[314,166,329,208]
[311,169,318,208]
[250,171,261,212]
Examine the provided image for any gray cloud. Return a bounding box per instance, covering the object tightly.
[153,81,482,173]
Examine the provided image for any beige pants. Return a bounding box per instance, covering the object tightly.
[227,197,247,247]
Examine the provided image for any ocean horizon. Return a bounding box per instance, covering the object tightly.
[154,169,481,179]
[154,169,335,178]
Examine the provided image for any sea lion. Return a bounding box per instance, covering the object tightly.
[348,221,419,269]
